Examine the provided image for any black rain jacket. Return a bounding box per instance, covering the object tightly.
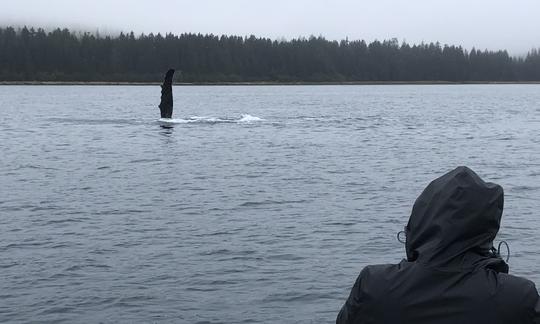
[337,166,540,324]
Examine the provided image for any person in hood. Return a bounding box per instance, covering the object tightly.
[337,166,540,324]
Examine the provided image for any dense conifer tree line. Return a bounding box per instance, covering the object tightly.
[1,26,539,82]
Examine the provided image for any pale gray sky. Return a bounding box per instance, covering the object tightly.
[1,0,539,54]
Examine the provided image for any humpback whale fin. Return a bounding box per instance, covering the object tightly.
[158,69,175,118]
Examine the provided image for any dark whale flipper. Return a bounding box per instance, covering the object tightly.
[158,69,175,118]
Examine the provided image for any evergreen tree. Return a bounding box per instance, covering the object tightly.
[0,25,538,82]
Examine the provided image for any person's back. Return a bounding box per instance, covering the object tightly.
[337,166,540,324]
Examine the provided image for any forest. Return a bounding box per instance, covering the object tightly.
[1,26,539,82]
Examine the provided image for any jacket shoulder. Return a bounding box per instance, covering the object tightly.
[496,273,539,319]
[357,263,402,297]
[336,264,398,324]
[498,273,538,295]
[361,263,399,278]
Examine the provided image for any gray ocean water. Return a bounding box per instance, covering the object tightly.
[1,84,540,323]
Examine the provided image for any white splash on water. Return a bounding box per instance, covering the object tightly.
[238,114,263,122]
[158,114,263,124]
[158,118,189,124]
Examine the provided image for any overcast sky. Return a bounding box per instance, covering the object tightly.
[2,0,539,54]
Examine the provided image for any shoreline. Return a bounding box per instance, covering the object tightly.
[1,81,540,86]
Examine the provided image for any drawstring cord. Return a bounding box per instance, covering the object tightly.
[397,230,406,244]
[490,241,510,262]
[395,230,510,262]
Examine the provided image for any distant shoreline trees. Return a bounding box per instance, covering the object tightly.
[0,26,539,82]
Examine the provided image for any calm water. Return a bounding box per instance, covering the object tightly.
[1,85,540,323]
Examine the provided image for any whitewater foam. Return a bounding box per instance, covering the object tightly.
[238,114,263,122]
[158,118,189,124]
[158,115,263,124]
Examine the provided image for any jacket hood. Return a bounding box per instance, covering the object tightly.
[405,166,505,268]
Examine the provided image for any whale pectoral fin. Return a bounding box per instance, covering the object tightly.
[158,68,175,119]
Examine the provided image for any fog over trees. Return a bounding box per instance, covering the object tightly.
[1,26,539,82]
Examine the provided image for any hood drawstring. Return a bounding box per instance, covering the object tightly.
[396,230,510,263]
[490,241,510,262]
[397,230,406,244]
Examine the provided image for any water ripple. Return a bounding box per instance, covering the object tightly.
[2,85,540,323]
